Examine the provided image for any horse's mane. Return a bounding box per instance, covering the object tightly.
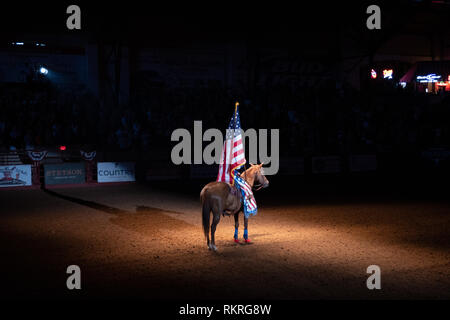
[241,165,260,187]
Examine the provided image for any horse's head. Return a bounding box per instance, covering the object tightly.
[247,163,269,190]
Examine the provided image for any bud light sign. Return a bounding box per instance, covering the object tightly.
[97,162,135,183]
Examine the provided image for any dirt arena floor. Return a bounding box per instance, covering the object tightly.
[1,176,449,300]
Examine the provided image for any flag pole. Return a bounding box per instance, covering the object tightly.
[227,102,239,183]
[233,101,238,142]
[228,101,238,167]
[236,101,248,176]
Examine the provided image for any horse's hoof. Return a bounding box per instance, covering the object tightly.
[244,239,251,243]
[234,238,240,243]
[210,244,218,251]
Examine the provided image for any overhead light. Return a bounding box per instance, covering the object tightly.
[39,67,48,75]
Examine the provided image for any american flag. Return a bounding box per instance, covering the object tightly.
[234,172,257,217]
[216,103,246,184]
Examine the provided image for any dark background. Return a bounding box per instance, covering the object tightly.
[1,1,450,309]
[1,1,450,187]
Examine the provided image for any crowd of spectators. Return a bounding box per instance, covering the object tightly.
[1,80,449,157]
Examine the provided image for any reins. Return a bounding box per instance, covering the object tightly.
[241,166,264,191]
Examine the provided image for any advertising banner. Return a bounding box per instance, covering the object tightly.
[0,165,32,187]
[44,163,85,185]
[97,162,135,183]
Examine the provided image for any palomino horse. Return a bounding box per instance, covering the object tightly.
[200,164,269,251]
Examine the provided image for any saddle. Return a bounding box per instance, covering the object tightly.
[229,183,245,202]
[222,183,242,216]
[229,184,239,197]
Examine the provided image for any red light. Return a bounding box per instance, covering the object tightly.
[371,69,377,79]
[59,146,66,151]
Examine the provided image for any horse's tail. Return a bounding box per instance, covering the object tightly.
[200,188,210,239]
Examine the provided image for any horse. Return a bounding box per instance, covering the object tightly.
[200,163,269,251]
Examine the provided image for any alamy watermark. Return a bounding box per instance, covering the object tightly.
[66,5,81,30]
[366,5,381,30]
[171,121,280,175]
[366,265,381,290]
[66,265,81,290]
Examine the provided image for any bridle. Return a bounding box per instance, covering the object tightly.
[252,183,265,191]
[241,168,265,191]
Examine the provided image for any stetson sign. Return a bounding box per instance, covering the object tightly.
[44,163,86,185]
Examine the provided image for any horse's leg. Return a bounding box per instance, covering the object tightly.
[243,214,250,243]
[210,212,221,251]
[234,212,239,243]
[202,202,211,249]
